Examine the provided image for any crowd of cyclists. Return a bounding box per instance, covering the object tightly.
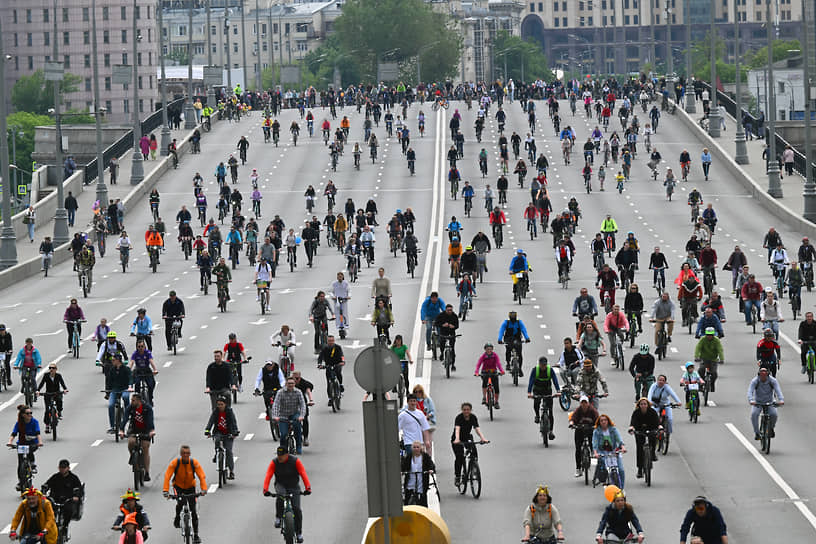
[10,69,810,543]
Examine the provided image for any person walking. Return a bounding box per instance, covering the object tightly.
[23,206,36,242]
[109,156,119,185]
[139,135,150,160]
[149,134,158,160]
[64,191,79,227]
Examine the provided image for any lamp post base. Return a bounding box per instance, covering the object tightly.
[685,92,697,114]
[735,129,749,164]
[708,110,722,138]
[95,178,109,208]
[184,103,197,129]
[0,227,18,270]
[160,125,171,157]
[767,165,783,198]
[53,208,70,245]
[804,187,816,222]
[131,152,144,186]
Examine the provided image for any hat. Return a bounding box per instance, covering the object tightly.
[169,290,177,296]
[276,446,289,456]
[685,361,695,369]
[579,394,589,403]
[22,487,41,498]
[123,513,139,527]
[704,327,716,336]
[121,489,140,501]
[692,496,708,505]
[58,459,70,468]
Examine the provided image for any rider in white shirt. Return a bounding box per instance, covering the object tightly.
[270,325,297,366]
[330,272,352,334]
[254,258,272,300]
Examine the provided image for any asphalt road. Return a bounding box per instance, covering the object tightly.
[0,94,815,544]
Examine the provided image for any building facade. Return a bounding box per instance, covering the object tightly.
[520,0,803,77]
[2,0,158,123]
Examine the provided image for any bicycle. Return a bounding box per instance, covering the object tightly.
[450,178,459,200]
[593,449,624,489]
[258,281,270,315]
[534,393,558,448]
[265,491,305,544]
[9,444,35,495]
[804,342,816,384]
[627,312,642,348]
[632,429,657,487]
[66,319,84,359]
[789,284,801,320]
[455,440,486,498]
[42,251,53,277]
[101,389,126,442]
[681,161,690,182]
[208,432,232,486]
[43,392,63,441]
[407,248,418,278]
[690,202,700,224]
[0,352,7,392]
[227,357,250,404]
[48,494,79,544]
[440,333,459,378]
[464,195,473,217]
[279,416,298,455]
[390,233,402,258]
[656,403,678,455]
[804,261,814,291]
[459,291,472,322]
[133,368,155,406]
[481,371,499,421]
[513,272,529,304]
[217,281,230,313]
[78,266,91,298]
[492,224,504,248]
[166,318,183,355]
[346,254,358,283]
[506,340,524,386]
[148,246,160,273]
[319,364,342,412]
[686,382,701,423]
[166,491,203,544]
[119,246,130,272]
[609,331,625,371]
[757,402,778,454]
[181,237,193,261]
[401,470,439,506]
[21,367,37,408]
[129,433,151,491]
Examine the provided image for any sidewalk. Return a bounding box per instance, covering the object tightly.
[14,127,191,263]
[702,109,807,215]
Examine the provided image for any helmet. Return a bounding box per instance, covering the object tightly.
[538,356,548,365]
[228,332,237,339]
[627,231,634,235]
[451,236,459,242]
[508,311,517,317]
[465,246,473,251]
[396,209,402,214]
[483,342,493,349]
[763,328,775,337]
[764,287,773,293]
[685,361,695,369]
[121,489,141,501]
[516,248,524,254]
[705,327,716,336]
[639,344,650,355]
[107,331,117,339]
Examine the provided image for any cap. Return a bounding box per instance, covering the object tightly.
[538,356,548,366]
[692,496,708,505]
[705,327,716,336]
[169,290,177,296]
[483,342,493,349]
[276,446,289,456]
[685,361,695,369]
[264,359,276,366]
[579,394,589,403]
[58,459,70,468]
[516,248,524,254]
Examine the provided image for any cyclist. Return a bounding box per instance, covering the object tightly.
[748,367,784,441]
[756,327,782,376]
[604,305,630,366]
[0,324,13,387]
[254,360,284,421]
[448,236,463,278]
[96,331,128,392]
[693,327,724,393]
[595,490,644,543]
[105,354,132,434]
[308,292,335,354]
[76,241,96,290]
[223,333,248,389]
[162,446,207,544]
[769,241,789,283]
[679,149,691,180]
[509,248,531,301]
[787,261,804,304]
[129,339,157,406]
[62,299,86,352]
[451,402,489,487]
[679,496,728,544]
[161,291,185,351]
[359,225,376,264]
[524,202,539,238]
[798,237,816,280]
[121,393,155,482]
[460,246,478,279]
[204,395,239,480]
[498,311,531,376]
[614,242,638,287]
[575,358,609,409]
[328,272,351,337]
[600,214,618,252]
[9,487,58,543]
[629,344,655,402]
[421,292,446,352]
[628,397,660,480]
[475,343,505,409]
[447,215,463,242]
[263,446,312,544]
[434,304,460,368]
[678,275,703,327]
[596,264,620,306]
[591,414,626,488]
[112,489,150,538]
[317,335,345,403]
[572,288,599,322]
[568,395,599,477]
[42,459,83,535]
[456,273,476,319]
[526,356,560,438]
[688,187,703,212]
[760,290,784,339]
[272,378,307,454]
[8,404,43,488]
[145,226,163,267]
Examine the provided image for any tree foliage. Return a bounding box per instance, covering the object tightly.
[5,112,52,177]
[332,0,460,83]
[10,70,82,114]
[492,31,549,83]
[684,36,800,84]
[746,39,801,70]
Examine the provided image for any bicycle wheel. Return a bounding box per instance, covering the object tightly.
[330,379,339,413]
[270,416,279,440]
[583,449,591,486]
[114,406,121,443]
[487,389,494,421]
[540,411,549,448]
[397,375,405,409]
[172,331,178,355]
[218,450,226,486]
[643,447,652,487]
[468,460,482,498]
[287,432,296,454]
[73,333,80,359]
[809,360,815,384]
[51,410,58,441]
[659,431,670,455]
[444,350,451,379]
[512,360,519,386]
[703,377,710,407]
[559,390,571,411]
[691,396,699,424]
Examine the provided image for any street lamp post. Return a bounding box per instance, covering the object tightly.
[685,0,696,113]
[766,0,782,197]
[50,0,69,245]
[225,5,233,92]
[734,0,749,164]
[184,0,197,129]
[91,0,108,206]
[801,3,816,220]
[255,0,262,90]
[130,0,145,185]
[206,0,215,106]
[156,0,171,155]
[665,7,673,87]
[708,4,722,138]
[0,16,18,268]
[240,0,248,90]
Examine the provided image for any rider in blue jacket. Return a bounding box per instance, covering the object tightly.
[420,292,446,351]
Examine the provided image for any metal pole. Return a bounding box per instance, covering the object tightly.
[157,0,171,155]
[184,0,196,128]
[91,0,108,207]
[371,343,391,544]
[225,4,233,92]
[685,0,696,112]
[416,55,420,86]
[255,0,262,90]
[734,0,749,164]
[708,4,721,138]
[278,14,283,70]
[240,0,248,90]
[130,0,145,185]
[766,0,782,197]
[665,7,673,86]
[11,131,17,211]
[520,50,524,83]
[52,0,69,244]
[206,0,215,106]
[802,1,816,220]
[0,16,17,268]
[268,6,275,89]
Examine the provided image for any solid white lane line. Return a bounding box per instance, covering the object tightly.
[725,423,816,531]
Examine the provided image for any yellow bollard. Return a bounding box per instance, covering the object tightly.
[364,506,451,544]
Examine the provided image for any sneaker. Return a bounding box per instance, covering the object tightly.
[636,469,643,478]
[265,414,270,421]
[45,426,50,434]
[548,432,555,440]
[144,473,150,482]
[494,403,501,409]
[574,469,582,477]
[340,385,345,392]
[328,401,333,407]
[454,476,461,487]
[274,518,282,529]
[534,415,540,424]
[802,366,807,374]
[451,365,456,371]
[754,433,761,440]
[174,518,181,529]
[67,348,72,353]
[770,429,776,438]
[107,428,116,434]
[481,399,487,405]
[104,392,110,400]
[296,535,304,543]
[518,369,524,377]
[212,455,217,463]
[194,536,202,544]
[610,361,617,367]
[303,439,310,447]
[228,471,235,480]
[652,453,658,462]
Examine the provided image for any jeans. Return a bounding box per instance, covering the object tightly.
[274,484,303,534]
[27,223,34,241]
[424,320,436,348]
[334,299,349,330]
[750,405,778,435]
[744,299,760,324]
[212,433,235,471]
[527,218,537,236]
[67,209,76,226]
[763,320,779,338]
[108,390,131,430]
[278,414,303,454]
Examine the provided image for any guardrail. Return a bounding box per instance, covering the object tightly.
[82,98,185,185]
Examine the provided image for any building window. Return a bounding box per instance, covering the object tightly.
[122,30,127,43]
[624,0,629,8]
[554,18,560,26]
[603,15,607,24]
[122,53,127,65]
[82,7,89,21]
[85,78,92,92]
[15,57,19,70]
[211,25,217,36]
[178,25,187,37]
[121,6,127,20]
[12,10,16,24]
[26,9,32,23]
[262,42,268,51]
[135,6,140,19]
[105,30,111,44]
[624,15,630,24]
[63,55,70,68]
[84,54,90,68]
[553,2,557,11]
[588,16,593,25]
[104,54,110,67]
[633,14,638,24]
[233,26,238,35]
[580,16,585,26]
[150,76,153,89]
[212,44,217,53]
[296,23,308,33]
[562,2,567,10]
[262,23,267,34]
[297,41,308,51]
[28,57,34,70]
[137,53,142,66]
[105,77,111,91]
[579,1,584,9]
[233,43,239,53]
[124,100,129,114]
[102,7,109,20]
[633,0,638,7]
[27,34,32,47]
[105,100,112,114]
[43,9,49,22]
[138,76,143,90]
[562,17,567,26]
[63,32,70,45]
[62,8,69,22]
[530,2,535,11]
[44,32,50,46]
[84,31,90,45]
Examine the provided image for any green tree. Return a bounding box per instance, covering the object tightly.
[333,0,460,83]
[492,31,549,83]
[746,39,801,70]
[10,70,82,114]
[5,112,52,179]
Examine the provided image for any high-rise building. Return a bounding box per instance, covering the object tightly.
[519,0,804,77]
[2,0,158,123]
